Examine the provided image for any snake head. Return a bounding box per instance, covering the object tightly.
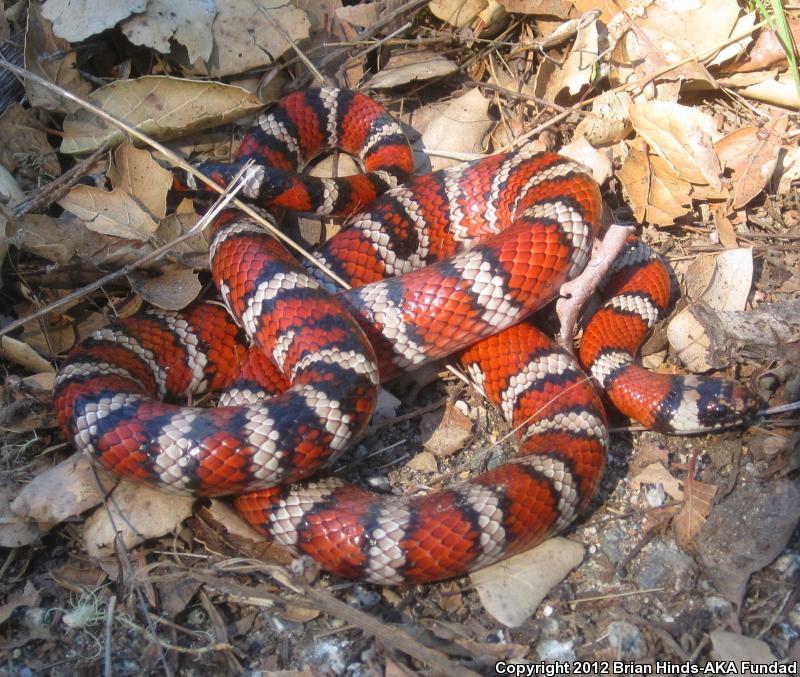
[694,378,763,431]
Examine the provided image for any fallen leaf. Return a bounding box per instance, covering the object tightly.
[205,0,311,78]
[696,479,800,608]
[668,248,753,371]
[121,0,216,64]
[0,479,40,547]
[11,454,118,526]
[61,76,263,154]
[0,582,39,626]
[715,122,785,210]
[419,401,473,457]
[630,463,684,501]
[629,100,722,190]
[108,143,173,219]
[617,139,651,223]
[471,537,584,627]
[366,52,459,89]
[674,478,717,548]
[736,70,800,110]
[421,88,491,171]
[548,14,601,98]
[0,104,61,180]
[725,17,800,73]
[573,91,632,146]
[0,335,54,374]
[429,0,488,28]
[129,267,202,310]
[24,3,94,113]
[58,185,158,240]
[558,137,612,185]
[647,154,693,225]
[496,0,573,18]
[41,0,145,42]
[83,480,195,557]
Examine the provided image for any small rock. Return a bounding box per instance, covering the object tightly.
[606,621,648,660]
[537,638,576,662]
[633,539,698,593]
[405,451,438,473]
[600,524,628,564]
[373,388,401,422]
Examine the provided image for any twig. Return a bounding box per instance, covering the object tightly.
[13,147,106,217]
[255,1,324,85]
[0,161,254,338]
[0,57,352,293]
[103,595,117,677]
[190,571,482,676]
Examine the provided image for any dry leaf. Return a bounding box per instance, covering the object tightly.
[630,463,684,501]
[0,104,60,180]
[558,137,612,185]
[573,91,632,146]
[429,0,488,28]
[725,17,800,73]
[121,0,216,63]
[419,401,473,457]
[715,121,785,210]
[668,248,753,371]
[23,3,92,114]
[41,0,145,42]
[61,76,263,154]
[629,100,722,190]
[58,185,158,240]
[648,154,693,225]
[108,143,173,219]
[0,335,54,374]
[205,0,310,78]
[617,139,650,223]
[421,88,491,171]
[550,14,601,97]
[11,453,118,526]
[366,52,459,89]
[83,480,194,557]
[471,538,584,627]
[674,478,717,548]
[129,267,202,310]
[737,70,800,110]
[0,582,39,626]
[0,480,40,547]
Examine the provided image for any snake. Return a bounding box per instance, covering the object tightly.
[53,88,760,585]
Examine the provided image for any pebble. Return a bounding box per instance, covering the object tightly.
[606,620,648,660]
[634,539,698,592]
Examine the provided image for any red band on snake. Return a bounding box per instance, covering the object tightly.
[54,88,760,585]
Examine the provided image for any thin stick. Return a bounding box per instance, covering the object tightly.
[0,57,351,291]
[0,161,253,338]
[103,594,117,677]
[255,1,324,85]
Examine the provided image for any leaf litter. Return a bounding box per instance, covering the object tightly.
[1,0,799,672]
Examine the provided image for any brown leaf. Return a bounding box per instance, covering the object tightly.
[648,155,693,225]
[61,76,263,154]
[129,266,202,310]
[83,480,195,557]
[11,454,118,527]
[715,120,786,209]
[23,3,92,113]
[58,185,158,240]
[629,101,722,190]
[0,104,61,180]
[673,479,717,548]
[41,0,145,42]
[366,52,459,89]
[108,143,173,219]
[471,538,584,627]
[617,139,650,223]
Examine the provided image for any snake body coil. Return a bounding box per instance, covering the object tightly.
[54,89,759,585]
